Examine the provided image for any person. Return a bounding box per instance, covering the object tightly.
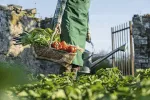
[51,0,91,73]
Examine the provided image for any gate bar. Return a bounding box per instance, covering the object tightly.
[129,21,135,76]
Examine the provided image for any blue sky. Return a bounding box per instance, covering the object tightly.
[0,0,150,53]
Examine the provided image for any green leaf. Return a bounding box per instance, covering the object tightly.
[52,89,66,99]
[28,90,40,97]
[17,91,28,97]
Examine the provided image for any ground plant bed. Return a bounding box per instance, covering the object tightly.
[2,68,150,100]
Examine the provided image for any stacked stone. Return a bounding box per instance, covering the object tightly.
[0,4,61,75]
[0,5,11,60]
[40,17,52,29]
[132,14,150,69]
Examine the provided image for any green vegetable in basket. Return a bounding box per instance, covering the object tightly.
[21,28,60,46]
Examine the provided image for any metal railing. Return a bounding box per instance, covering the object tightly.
[111,21,134,76]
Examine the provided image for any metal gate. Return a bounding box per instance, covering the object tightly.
[111,21,134,76]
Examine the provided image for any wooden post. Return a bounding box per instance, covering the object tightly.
[129,21,135,76]
[111,27,115,67]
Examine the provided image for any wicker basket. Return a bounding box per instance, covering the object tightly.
[32,45,76,67]
[31,30,77,67]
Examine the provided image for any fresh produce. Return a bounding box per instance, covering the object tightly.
[51,41,61,50]
[60,41,68,50]
[20,28,78,53]
[4,68,150,100]
[51,41,77,53]
[67,45,77,53]
[21,28,60,46]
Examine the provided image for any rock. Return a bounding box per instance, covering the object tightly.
[40,17,52,29]
[132,14,150,69]
[23,8,37,17]
[7,4,22,10]
[7,4,22,14]
[0,5,61,75]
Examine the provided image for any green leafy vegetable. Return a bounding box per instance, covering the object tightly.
[3,68,150,100]
[21,28,60,46]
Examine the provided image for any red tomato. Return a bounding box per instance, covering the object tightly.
[51,43,55,48]
[51,41,60,50]
[66,46,72,53]
[60,41,68,50]
[58,42,62,50]
[67,46,76,53]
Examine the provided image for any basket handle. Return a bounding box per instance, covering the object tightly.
[49,29,57,48]
[49,24,61,48]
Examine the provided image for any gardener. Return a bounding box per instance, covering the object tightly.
[51,0,91,73]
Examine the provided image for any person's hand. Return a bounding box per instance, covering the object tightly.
[86,32,91,43]
[55,23,61,34]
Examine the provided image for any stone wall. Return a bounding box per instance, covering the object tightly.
[132,14,150,69]
[0,4,61,75]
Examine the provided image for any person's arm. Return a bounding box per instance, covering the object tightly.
[86,12,91,43]
[52,0,67,31]
[57,0,67,24]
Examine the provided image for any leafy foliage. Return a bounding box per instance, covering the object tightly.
[21,28,60,46]
[3,68,150,100]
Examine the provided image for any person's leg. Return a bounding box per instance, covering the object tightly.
[71,64,81,79]
[59,64,72,74]
[71,64,80,72]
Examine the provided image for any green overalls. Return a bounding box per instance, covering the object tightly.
[61,0,90,66]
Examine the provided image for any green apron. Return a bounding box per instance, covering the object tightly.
[61,0,90,66]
